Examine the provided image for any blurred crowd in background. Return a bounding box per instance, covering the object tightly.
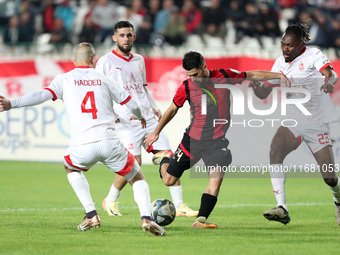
[0,0,339,56]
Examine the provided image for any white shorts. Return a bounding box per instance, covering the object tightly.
[288,122,332,154]
[116,118,171,155]
[63,139,140,182]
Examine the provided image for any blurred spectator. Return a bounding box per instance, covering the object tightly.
[18,0,37,30]
[132,0,147,16]
[226,0,246,37]
[42,0,57,33]
[3,15,25,45]
[181,0,202,34]
[257,3,281,43]
[121,4,143,33]
[54,0,75,32]
[92,0,120,43]
[78,16,97,44]
[331,18,340,57]
[311,10,333,48]
[49,18,70,46]
[20,11,35,43]
[153,0,174,35]
[164,6,186,45]
[135,0,160,45]
[234,3,262,46]
[197,0,227,45]
[0,0,20,28]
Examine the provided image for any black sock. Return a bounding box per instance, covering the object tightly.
[141,216,152,221]
[159,157,170,179]
[197,193,217,219]
[86,210,97,218]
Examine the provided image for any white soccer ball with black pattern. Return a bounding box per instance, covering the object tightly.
[150,199,176,226]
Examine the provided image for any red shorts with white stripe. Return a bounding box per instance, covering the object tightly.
[63,139,140,181]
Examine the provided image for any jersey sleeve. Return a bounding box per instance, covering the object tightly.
[173,82,187,108]
[313,49,333,72]
[265,59,281,87]
[46,74,64,100]
[223,68,246,84]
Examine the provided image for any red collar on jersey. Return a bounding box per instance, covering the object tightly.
[112,50,134,62]
[76,66,92,68]
[288,47,306,64]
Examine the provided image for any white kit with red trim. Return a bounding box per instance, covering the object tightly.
[266,47,338,124]
[96,51,154,125]
[46,66,131,146]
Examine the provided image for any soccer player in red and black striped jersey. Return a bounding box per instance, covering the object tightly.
[145,51,290,228]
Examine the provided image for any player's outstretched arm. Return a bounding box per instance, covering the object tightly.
[0,90,54,112]
[320,67,338,94]
[246,70,291,87]
[248,81,273,100]
[145,102,179,147]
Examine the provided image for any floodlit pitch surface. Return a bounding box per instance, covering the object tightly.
[0,161,339,255]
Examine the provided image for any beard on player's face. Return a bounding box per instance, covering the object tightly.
[117,43,132,54]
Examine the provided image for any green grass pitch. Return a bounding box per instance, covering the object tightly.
[0,161,339,255]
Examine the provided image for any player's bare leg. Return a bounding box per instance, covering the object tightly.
[314,146,340,225]
[102,155,142,216]
[65,166,100,231]
[153,149,197,217]
[264,126,299,224]
[129,171,166,236]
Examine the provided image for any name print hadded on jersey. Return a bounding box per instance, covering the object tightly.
[74,79,102,86]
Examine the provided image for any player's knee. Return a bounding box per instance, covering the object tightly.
[323,177,338,187]
[163,176,176,186]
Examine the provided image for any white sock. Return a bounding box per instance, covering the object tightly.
[132,180,151,218]
[106,184,122,202]
[329,176,340,204]
[67,171,95,213]
[269,164,287,210]
[169,185,183,208]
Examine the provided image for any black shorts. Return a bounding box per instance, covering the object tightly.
[167,133,232,178]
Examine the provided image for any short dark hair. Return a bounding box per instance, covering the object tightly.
[182,51,205,71]
[285,22,311,43]
[114,21,134,33]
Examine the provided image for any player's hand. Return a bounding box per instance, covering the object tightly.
[320,82,334,93]
[280,74,291,87]
[145,132,159,147]
[140,118,146,128]
[153,108,162,122]
[248,80,261,89]
[0,96,11,112]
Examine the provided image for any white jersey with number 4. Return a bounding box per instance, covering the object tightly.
[46,66,131,146]
[267,47,339,124]
[96,51,154,125]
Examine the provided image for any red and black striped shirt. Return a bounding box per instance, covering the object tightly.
[173,68,246,141]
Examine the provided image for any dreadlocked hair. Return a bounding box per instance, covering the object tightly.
[285,21,311,43]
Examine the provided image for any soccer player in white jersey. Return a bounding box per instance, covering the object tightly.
[249,22,340,225]
[0,43,166,235]
[96,21,198,217]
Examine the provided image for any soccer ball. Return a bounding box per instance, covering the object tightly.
[152,150,173,165]
[150,199,176,226]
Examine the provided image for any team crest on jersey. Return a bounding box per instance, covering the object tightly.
[299,63,304,71]
[128,143,134,150]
